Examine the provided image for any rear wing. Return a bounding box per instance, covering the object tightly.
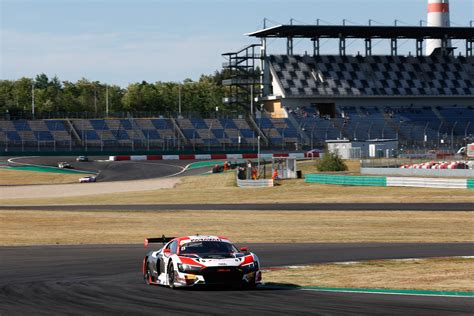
[144,235,176,247]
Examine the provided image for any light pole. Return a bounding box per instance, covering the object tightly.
[178,83,182,117]
[257,135,261,175]
[31,80,35,119]
[105,84,109,117]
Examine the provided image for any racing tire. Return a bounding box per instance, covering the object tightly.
[167,262,176,289]
[144,266,153,285]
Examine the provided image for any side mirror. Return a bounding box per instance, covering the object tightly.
[163,248,171,256]
[240,247,248,253]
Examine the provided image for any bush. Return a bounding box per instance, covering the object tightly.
[316,150,348,172]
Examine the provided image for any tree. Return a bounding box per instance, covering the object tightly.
[316,149,348,172]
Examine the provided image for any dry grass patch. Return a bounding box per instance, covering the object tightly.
[264,257,474,292]
[0,210,472,246]
[0,169,91,185]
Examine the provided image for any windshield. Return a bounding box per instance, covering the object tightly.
[179,241,238,255]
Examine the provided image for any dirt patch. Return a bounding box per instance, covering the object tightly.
[0,210,472,246]
[264,257,474,292]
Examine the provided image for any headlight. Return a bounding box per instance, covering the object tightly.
[177,263,202,273]
[241,261,258,273]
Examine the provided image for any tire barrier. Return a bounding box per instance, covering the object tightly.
[305,174,473,189]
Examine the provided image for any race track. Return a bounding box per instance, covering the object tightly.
[3,156,199,181]
[1,243,473,315]
[1,202,473,211]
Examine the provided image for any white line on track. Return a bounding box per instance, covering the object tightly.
[299,288,473,298]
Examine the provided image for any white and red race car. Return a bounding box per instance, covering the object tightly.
[142,235,262,289]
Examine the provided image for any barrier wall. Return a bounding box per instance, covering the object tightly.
[305,174,387,187]
[305,173,473,189]
[236,178,274,188]
[467,179,474,189]
[361,167,474,178]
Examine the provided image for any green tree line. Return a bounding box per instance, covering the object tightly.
[0,71,235,118]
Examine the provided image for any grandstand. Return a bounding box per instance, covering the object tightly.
[221,23,474,150]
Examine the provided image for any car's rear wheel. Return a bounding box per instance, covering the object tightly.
[167,262,176,289]
[144,268,153,285]
[144,261,154,285]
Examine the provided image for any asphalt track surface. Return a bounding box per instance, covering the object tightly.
[1,243,473,315]
[3,156,201,181]
[1,202,473,211]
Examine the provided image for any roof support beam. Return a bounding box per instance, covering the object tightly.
[339,35,346,56]
[287,37,293,56]
[365,38,372,56]
[391,38,398,56]
[312,37,320,57]
[466,39,473,57]
[416,39,424,57]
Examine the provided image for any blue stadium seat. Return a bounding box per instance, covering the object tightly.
[90,120,107,130]
[13,121,31,131]
[45,120,66,131]
[34,131,54,141]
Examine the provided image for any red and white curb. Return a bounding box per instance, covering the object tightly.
[109,152,313,161]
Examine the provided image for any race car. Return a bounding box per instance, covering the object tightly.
[79,176,96,183]
[57,161,72,169]
[76,156,89,162]
[142,235,262,289]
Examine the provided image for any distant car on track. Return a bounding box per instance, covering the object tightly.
[79,176,96,183]
[57,162,72,169]
[306,148,323,158]
[143,235,261,289]
[76,156,89,162]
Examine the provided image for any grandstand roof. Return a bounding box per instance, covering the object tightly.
[247,25,474,40]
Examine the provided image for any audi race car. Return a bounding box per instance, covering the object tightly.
[79,176,96,183]
[142,235,262,289]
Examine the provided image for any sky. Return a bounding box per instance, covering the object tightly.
[1,0,473,87]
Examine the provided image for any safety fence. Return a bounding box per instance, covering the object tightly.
[305,174,473,189]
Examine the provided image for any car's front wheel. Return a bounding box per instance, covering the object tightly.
[167,262,176,289]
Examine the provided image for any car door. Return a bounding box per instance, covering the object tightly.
[159,240,177,274]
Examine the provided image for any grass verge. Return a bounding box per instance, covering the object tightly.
[2,170,474,205]
[0,169,93,185]
[0,210,472,246]
[264,257,474,292]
